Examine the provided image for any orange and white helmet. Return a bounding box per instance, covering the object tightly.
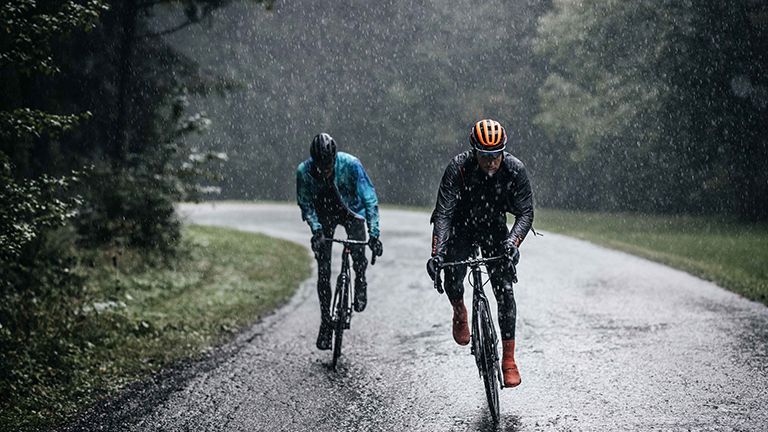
[469,119,507,153]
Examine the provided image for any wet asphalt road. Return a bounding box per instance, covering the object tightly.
[61,203,768,431]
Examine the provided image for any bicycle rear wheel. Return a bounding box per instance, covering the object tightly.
[331,275,349,369]
[477,303,500,423]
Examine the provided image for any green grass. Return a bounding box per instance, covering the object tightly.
[1,225,311,431]
[532,209,768,305]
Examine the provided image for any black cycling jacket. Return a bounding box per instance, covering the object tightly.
[430,150,534,257]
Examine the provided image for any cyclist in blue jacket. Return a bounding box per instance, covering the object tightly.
[297,133,383,350]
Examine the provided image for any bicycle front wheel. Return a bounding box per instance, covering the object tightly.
[331,275,349,369]
[477,302,500,423]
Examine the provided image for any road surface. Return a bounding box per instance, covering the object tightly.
[60,203,768,431]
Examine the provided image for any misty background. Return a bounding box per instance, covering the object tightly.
[152,0,549,206]
[155,0,768,218]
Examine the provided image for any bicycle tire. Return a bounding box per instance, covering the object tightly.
[478,302,500,423]
[331,275,348,369]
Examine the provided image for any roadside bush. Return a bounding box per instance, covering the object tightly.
[75,163,182,256]
[0,156,85,423]
[0,227,87,419]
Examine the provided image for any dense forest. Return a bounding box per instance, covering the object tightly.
[536,1,768,218]
[163,0,767,219]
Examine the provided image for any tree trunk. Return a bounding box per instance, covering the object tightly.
[112,0,139,166]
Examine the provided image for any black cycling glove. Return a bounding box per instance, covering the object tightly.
[426,255,443,281]
[310,231,325,259]
[368,236,383,257]
[503,237,520,266]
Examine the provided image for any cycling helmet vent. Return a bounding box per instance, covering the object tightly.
[470,119,507,152]
[310,133,337,168]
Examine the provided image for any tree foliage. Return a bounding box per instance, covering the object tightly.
[0,156,80,266]
[0,0,103,294]
[534,0,768,218]
[0,0,108,74]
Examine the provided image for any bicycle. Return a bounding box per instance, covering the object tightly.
[434,245,514,424]
[326,238,377,369]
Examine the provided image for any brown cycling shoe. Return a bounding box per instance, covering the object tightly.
[501,339,521,387]
[450,298,470,346]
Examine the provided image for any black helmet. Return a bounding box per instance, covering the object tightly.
[310,133,337,169]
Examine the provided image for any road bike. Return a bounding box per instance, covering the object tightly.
[434,246,513,424]
[326,238,376,369]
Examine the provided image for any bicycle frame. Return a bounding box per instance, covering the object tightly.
[326,238,368,368]
[436,245,509,423]
[466,249,504,389]
[330,240,359,330]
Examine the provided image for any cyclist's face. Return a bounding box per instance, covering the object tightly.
[315,156,335,179]
[316,164,334,179]
[322,166,334,179]
[476,151,502,175]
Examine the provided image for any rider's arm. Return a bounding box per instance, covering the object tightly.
[431,159,462,257]
[507,161,534,246]
[353,160,380,238]
[296,163,322,233]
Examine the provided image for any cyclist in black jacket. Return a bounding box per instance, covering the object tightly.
[427,119,533,388]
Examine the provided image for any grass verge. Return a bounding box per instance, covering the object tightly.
[532,209,768,305]
[1,225,311,431]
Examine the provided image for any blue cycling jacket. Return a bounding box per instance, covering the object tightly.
[296,152,380,238]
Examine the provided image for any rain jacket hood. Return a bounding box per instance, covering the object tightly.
[297,152,380,238]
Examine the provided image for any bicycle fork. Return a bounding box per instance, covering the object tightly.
[333,248,353,329]
[469,266,504,387]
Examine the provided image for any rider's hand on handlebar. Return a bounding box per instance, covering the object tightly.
[368,236,383,257]
[310,231,324,259]
[426,255,443,281]
[427,255,445,294]
[503,238,520,266]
